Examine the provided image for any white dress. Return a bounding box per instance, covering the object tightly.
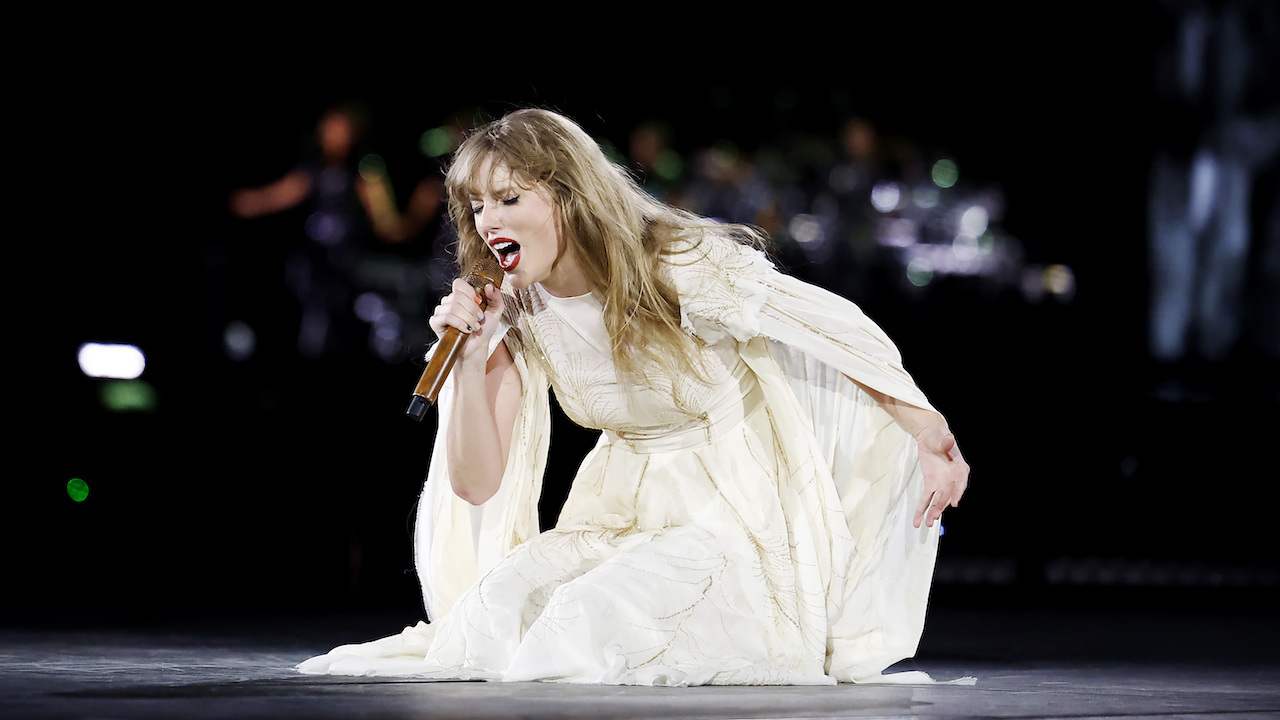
[299,232,942,685]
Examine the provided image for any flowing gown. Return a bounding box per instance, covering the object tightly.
[298,232,942,685]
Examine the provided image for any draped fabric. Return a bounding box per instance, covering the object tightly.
[298,232,941,684]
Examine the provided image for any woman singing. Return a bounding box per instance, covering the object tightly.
[300,108,969,685]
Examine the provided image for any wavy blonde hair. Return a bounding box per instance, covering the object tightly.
[445,108,764,381]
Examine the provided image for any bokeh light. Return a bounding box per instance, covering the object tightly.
[906,257,935,287]
[1044,264,1077,300]
[357,154,388,181]
[100,380,158,412]
[419,127,457,158]
[788,214,823,245]
[223,321,256,362]
[958,205,989,237]
[870,182,901,213]
[78,343,145,379]
[67,478,89,502]
[652,150,684,182]
[931,158,959,189]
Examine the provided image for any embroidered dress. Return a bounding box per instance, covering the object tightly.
[299,233,941,685]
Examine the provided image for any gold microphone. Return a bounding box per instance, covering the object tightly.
[405,255,504,421]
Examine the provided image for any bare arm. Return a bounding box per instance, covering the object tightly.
[445,336,521,504]
[228,170,311,218]
[354,170,408,243]
[862,386,970,529]
[430,281,522,505]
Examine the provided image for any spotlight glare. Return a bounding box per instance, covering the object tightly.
[78,343,145,379]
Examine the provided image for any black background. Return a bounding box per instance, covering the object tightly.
[15,5,1278,626]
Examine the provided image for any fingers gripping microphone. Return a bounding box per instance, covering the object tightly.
[405,255,504,421]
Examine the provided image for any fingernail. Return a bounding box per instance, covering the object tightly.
[466,325,472,332]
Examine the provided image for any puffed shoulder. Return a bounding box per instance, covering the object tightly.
[662,230,776,345]
[664,227,933,412]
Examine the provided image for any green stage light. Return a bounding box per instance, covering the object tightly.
[67,478,89,502]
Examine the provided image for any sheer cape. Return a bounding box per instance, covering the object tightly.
[303,232,942,683]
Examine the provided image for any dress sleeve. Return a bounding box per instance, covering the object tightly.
[668,233,936,414]
[413,306,552,621]
[671,233,943,681]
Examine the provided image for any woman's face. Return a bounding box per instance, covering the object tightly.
[470,159,587,296]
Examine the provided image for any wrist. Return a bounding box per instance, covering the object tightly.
[455,353,488,375]
[913,421,951,443]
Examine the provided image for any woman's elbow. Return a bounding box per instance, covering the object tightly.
[451,479,498,506]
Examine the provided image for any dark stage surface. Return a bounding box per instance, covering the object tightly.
[3,604,1278,719]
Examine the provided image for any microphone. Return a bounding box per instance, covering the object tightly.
[405,255,504,421]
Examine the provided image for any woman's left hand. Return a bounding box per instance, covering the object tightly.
[913,426,969,529]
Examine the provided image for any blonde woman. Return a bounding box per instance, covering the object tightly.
[300,108,969,685]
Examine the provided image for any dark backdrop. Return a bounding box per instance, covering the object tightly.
[16,5,1279,626]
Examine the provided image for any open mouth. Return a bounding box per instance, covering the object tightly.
[491,240,521,271]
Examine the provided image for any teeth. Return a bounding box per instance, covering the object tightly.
[493,241,516,253]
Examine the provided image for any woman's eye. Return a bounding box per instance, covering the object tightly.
[501,195,519,206]
[470,205,483,215]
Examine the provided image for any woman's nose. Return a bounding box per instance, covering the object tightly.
[477,208,501,237]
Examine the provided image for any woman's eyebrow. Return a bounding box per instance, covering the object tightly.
[470,185,513,200]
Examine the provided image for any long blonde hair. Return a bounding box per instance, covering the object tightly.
[445,108,764,381]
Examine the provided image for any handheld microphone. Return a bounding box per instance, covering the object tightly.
[406,255,504,421]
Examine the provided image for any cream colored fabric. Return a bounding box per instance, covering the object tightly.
[299,232,941,684]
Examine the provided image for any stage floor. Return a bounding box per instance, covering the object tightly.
[3,606,1277,719]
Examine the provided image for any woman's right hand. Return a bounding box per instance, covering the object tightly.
[428,278,505,364]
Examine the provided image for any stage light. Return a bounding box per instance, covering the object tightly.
[653,150,683,181]
[906,257,934,287]
[354,292,387,323]
[78,343,145,379]
[419,127,456,158]
[788,214,822,245]
[223,321,255,362]
[953,233,980,262]
[67,478,89,502]
[371,311,404,363]
[870,182,901,213]
[100,380,157,412]
[358,154,387,182]
[1044,264,1076,300]
[959,205,989,237]
[931,159,958,189]
[976,231,996,255]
